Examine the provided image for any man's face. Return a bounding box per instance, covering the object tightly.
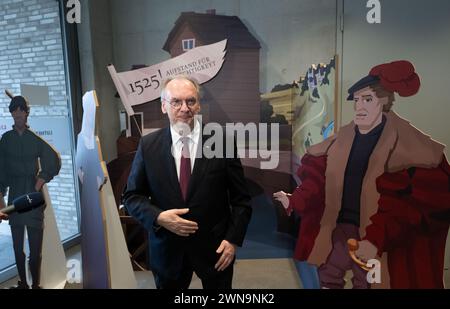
[11,107,28,129]
[161,79,201,131]
[353,87,386,131]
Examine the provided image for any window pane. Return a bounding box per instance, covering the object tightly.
[182,39,195,51]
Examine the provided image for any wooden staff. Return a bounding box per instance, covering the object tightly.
[347,238,375,272]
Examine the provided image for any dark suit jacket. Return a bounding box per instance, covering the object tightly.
[123,127,252,280]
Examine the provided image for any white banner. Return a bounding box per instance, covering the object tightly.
[108,39,227,116]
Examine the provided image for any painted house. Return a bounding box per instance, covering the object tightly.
[163,10,261,125]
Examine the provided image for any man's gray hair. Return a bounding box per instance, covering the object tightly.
[160,75,201,102]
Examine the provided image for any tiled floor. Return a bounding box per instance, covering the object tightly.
[68,258,302,289]
[134,258,303,289]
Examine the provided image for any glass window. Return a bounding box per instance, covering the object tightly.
[0,0,80,277]
[182,38,195,51]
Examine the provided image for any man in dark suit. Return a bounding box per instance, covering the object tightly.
[123,76,252,289]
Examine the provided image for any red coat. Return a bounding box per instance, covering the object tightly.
[288,154,450,289]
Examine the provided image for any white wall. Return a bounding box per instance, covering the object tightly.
[110,0,337,93]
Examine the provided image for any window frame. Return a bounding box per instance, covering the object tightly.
[182,38,196,51]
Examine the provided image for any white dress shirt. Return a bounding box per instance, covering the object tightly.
[170,120,200,180]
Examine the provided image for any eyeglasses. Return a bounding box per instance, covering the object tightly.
[165,98,198,110]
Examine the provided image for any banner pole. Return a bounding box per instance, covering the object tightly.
[107,64,135,116]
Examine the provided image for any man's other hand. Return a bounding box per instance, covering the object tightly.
[215,240,236,271]
[0,212,9,222]
[156,208,198,237]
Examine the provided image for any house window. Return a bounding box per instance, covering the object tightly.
[182,39,196,51]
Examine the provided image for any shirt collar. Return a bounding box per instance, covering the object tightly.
[170,119,200,145]
[12,125,30,135]
[12,124,30,129]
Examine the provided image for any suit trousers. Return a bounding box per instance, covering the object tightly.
[154,253,234,289]
[11,225,44,287]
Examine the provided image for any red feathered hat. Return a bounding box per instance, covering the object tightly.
[369,60,421,97]
[347,60,421,100]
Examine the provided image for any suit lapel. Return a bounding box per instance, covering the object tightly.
[161,127,183,201]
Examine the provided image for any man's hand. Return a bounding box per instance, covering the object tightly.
[35,178,46,192]
[156,208,198,237]
[215,240,236,271]
[0,212,8,221]
[273,191,291,211]
[355,240,378,263]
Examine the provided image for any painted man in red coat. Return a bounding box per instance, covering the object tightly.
[274,60,450,288]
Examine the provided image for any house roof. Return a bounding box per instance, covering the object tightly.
[163,12,261,52]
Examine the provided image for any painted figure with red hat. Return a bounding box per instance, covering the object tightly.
[274,60,450,288]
